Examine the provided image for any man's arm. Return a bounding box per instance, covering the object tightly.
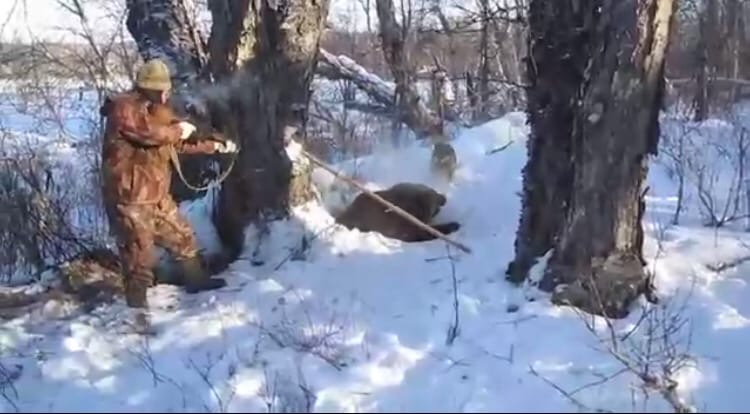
[112,99,183,147]
[175,131,239,155]
[174,138,218,154]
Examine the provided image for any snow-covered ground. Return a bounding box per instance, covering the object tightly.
[2,102,750,413]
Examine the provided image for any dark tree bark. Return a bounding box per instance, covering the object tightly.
[508,0,675,319]
[206,0,255,80]
[727,0,744,102]
[505,0,582,284]
[375,0,444,140]
[125,0,209,88]
[692,6,709,121]
[466,71,478,116]
[209,0,330,260]
[477,0,491,120]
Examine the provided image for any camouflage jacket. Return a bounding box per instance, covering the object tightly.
[99,90,217,205]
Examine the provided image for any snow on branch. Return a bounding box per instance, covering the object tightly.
[317,48,462,137]
[317,48,395,107]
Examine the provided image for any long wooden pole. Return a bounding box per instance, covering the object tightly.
[300,149,472,254]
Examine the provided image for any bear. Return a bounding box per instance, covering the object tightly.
[335,182,460,242]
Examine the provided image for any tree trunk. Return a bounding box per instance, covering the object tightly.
[478,0,491,120]
[739,3,748,82]
[672,135,684,226]
[466,71,478,117]
[510,5,527,86]
[505,0,581,284]
[375,0,444,140]
[207,0,255,80]
[493,18,520,88]
[210,0,330,260]
[125,0,209,88]
[727,0,742,102]
[510,0,675,319]
[693,7,709,121]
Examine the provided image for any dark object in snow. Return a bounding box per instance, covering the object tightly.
[0,248,124,318]
[335,182,460,242]
[506,304,520,313]
[431,142,457,182]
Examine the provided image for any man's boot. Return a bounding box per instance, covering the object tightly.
[177,256,227,294]
[124,276,156,335]
[125,276,149,308]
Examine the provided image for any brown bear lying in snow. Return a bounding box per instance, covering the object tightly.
[335,182,460,242]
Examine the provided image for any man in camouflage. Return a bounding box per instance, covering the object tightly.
[99,59,237,331]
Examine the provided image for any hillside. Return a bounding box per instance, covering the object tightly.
[1,110,749,412]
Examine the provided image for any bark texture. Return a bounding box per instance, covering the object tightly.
[207,0,255,80]
[210,0,330,260]
[509,0,675,318]
[477,0,491,120]
[125,0,209,88]
[505,0,582,284]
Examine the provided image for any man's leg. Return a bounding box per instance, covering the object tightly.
[112,204,157,308]
[107,203,158,335]
[153,197,226,293]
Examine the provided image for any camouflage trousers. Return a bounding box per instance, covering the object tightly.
[106,197,200,308]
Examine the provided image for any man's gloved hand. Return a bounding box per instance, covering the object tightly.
[177,121,197,140]
[216,140,238,153]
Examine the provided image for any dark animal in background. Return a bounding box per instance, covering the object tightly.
[335,182,460,242]
[431,142,457,182]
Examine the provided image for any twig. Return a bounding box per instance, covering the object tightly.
[574,295,697,413]
[272,223,337,271]
[187,352,227,413]
[493,314,538,326]
[260,367,279,413]
[129,337,188,409]
[704,254,750,273]
[445,244,460,346]
[130,336,166,388]
[485,141,513,155]
[528,365,608,413]
[567,367,629,397]
[254,320,345,372]
[0,362,20,413]
[424,255,451,262]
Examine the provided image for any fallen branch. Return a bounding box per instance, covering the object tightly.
[668,76,750,87]
[317,49,394,108]
[704,254,750,273]
[486,141,513,155]
[318,46,459,139]
[445,244,460,345]
[0,362,21,412]
[528,365,604,413]
[300,148,473,254]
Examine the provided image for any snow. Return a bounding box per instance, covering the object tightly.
[2,102,750,413]
[285,139,304,163]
